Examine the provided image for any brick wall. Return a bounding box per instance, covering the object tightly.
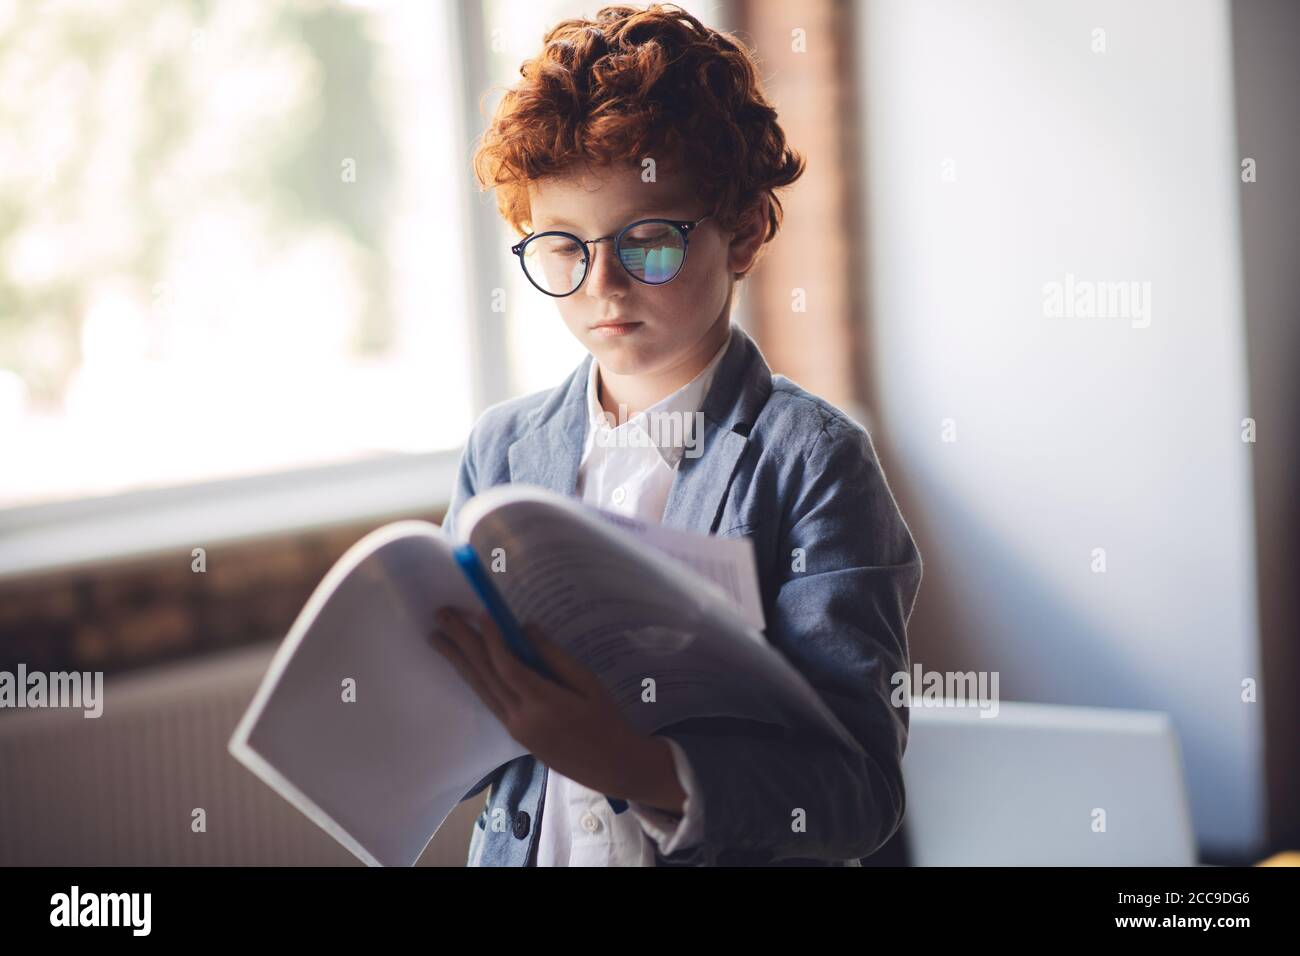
[736,0,869,415]
[0,513,441,677]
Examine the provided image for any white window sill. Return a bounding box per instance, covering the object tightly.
[0,450,461,583]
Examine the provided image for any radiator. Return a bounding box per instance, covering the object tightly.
[0,643,478,866]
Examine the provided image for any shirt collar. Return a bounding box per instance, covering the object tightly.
[584,325,733,469]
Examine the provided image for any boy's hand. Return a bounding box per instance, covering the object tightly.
[429,607,683,812]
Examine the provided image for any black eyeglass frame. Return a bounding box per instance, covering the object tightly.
[509,213,712,297]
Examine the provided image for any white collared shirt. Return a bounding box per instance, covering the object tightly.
[534,328,731,866]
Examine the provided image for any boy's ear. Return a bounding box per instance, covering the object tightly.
[726,195,770,278]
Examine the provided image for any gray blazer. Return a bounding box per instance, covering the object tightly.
[444,322,922,866]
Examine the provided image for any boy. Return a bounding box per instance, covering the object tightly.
[430,3,921,867]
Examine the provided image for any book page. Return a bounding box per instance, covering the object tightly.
[588,507,766,631]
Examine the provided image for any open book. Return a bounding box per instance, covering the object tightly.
[228,484,861,867]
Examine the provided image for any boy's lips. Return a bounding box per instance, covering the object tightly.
[590,320,643,337]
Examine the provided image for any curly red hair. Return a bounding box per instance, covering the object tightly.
[472,3,805,278]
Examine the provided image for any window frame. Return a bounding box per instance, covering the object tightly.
[0,1,495,581]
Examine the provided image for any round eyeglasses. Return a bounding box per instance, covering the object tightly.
[510,213,711,297]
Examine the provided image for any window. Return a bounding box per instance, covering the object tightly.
[0,0,474,510]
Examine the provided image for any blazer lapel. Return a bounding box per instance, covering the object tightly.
[507,353,592,495]
[662,324,772,534]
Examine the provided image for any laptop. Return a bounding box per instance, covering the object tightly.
[901,699,1198,865]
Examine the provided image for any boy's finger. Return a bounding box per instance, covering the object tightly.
[429,628,510,722]
[527,625,601,695]
[436,608,521,709]
[475,611,571,695]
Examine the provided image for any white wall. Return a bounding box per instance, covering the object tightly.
[856,0,1263,857]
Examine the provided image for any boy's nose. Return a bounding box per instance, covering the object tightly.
[583,239,629,298]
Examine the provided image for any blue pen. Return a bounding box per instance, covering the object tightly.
[451,544,629,815]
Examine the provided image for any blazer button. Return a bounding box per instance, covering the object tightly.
[512,809,531,839]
